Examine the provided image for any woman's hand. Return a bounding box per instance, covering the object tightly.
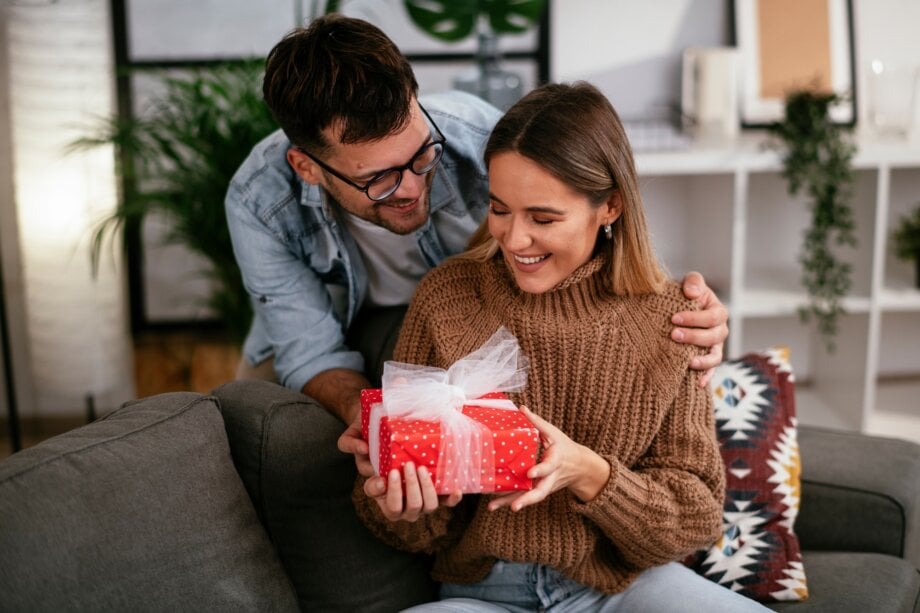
[672,271,729,387]
[363,461,463,522]
[487,406,610,513]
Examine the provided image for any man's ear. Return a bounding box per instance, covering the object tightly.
[287,147,323,185]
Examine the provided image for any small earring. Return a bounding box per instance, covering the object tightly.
[603,224,613,240]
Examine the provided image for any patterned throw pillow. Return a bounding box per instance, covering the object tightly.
[685,347,809,602]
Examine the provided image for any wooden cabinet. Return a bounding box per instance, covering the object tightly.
[636,133,920,440]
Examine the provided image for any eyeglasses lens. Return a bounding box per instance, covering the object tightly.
[366,142,444,201]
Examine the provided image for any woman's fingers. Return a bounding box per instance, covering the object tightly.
[381,469,404,520]
[372,463,447,522]
[417,465,440,512]
[487,491,525,511]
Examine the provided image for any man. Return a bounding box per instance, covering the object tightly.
[225,15,728,462]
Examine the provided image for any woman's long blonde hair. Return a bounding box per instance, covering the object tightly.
[462,81,667,296]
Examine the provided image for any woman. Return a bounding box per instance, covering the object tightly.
[354,82,768,612]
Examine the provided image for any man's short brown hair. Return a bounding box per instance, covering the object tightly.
[263,14,419,153]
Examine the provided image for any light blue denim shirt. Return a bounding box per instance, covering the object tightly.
[226,91,502,392]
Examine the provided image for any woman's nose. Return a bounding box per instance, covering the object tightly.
[504,216,531,251]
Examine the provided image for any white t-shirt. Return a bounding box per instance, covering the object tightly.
[343,212,429,307]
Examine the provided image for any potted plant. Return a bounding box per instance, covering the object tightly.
[892,205,920,289]
[404,0,546,109]
[769,90,858,352]
[74,61,278,343]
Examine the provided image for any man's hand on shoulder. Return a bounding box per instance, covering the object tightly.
[671,271,729,387]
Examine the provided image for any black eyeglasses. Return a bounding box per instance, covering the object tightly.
[298,105,446,202]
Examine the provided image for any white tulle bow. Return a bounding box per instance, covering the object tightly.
[368,326,529,492]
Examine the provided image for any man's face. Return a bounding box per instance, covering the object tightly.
[290,100,435,235]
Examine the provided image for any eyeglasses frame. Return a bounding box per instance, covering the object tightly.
[296,104,447,202]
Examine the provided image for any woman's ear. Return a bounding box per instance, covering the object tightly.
[287,148,323,185]
[603,190,623,226]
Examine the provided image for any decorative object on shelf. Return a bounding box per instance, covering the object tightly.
[681,46,740,142]
[867,59,919,138]
[892,204,920,289]
[734,0,855,127]
[769,90,857,352]
[73,62,277,343]
[404,0,546,110]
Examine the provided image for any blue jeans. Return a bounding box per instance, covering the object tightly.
[402,560,770,612]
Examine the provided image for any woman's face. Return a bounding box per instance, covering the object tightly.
[487,151,619,294]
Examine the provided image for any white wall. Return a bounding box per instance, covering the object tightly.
[550,0,728,119]
[550,0,920,126]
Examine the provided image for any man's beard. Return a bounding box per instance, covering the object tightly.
[324,171,434,235]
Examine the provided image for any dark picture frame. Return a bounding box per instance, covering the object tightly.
[733,0,856,127]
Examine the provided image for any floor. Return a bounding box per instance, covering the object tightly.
[0,330,240,460]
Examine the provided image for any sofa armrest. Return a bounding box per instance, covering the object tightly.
[796,425,920,568]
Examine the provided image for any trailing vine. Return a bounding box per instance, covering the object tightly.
[769,91,857,352]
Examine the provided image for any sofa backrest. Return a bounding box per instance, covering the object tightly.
[0,392,299,612]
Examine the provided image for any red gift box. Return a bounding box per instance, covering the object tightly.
[360,388,540,494]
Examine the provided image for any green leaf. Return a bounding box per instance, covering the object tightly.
[484,0,545,34]
[404,0,544,41]
[404,0,478,42]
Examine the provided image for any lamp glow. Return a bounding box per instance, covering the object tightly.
[7,0,134,415]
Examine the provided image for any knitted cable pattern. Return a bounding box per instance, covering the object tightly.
[353,253,725,594]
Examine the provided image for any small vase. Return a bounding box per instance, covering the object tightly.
[454,30,523,111]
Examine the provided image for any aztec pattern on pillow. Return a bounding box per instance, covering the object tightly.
[686,347,808,603]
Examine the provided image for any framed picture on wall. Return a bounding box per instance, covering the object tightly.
[734,0,856,126]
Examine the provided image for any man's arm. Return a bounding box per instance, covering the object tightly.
[226,174,365,394]
[303,367,368,425]
[672,271,729,386]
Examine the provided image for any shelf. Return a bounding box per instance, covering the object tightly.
[737,288,871,318]
[634,134,920,441]
[878,286,920,312]
[635,131,920,176]
[865,378,920,444]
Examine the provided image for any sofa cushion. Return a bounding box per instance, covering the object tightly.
[214,380,437,613]
[686,347,808,602]
[0,392,298,612]
[768,551,920,612]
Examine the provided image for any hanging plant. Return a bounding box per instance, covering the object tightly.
[892,204,920,289]
[768,90,857,352]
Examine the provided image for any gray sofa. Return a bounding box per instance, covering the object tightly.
[1,309,919,611]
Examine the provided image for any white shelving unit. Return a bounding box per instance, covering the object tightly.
[635,132,920,441]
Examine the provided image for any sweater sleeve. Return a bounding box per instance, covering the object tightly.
[351,476,459,555]
[572,368,725,569]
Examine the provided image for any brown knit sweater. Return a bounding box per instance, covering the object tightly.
[353,253,725,595]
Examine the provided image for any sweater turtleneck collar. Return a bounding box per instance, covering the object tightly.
[486,252,614,318]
